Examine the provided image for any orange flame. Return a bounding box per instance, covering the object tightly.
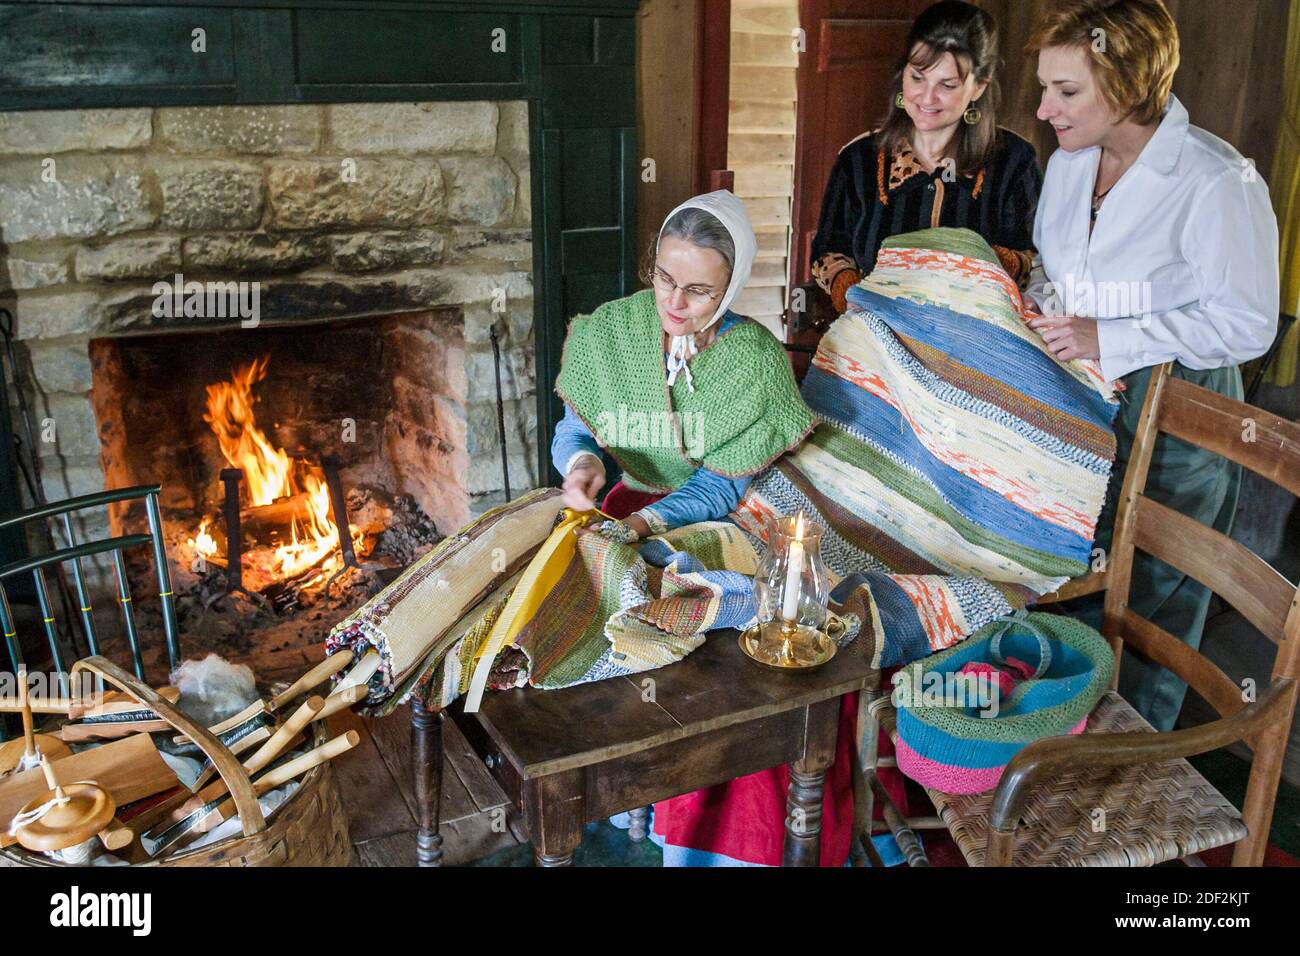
[201,356,359,579]
[188,517,218,558]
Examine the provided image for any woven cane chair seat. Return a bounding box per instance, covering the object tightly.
[910,692,1248,866]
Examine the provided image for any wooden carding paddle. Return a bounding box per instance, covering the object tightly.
[0,687,181,717]
[143,730,360,858]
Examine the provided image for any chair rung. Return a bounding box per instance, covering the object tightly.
[906,816,946,830]
[0,484,162,531]
[0,534,153,580]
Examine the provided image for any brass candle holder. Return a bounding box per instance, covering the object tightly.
[740,513,837,671]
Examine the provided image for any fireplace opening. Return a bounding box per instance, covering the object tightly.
[86,308,468,655]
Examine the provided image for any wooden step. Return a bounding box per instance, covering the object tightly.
[748,258,789,286]
[729,100,796,134]
[732,4,800,36]
[735,195,791,228]
[728,133,795,166]
[732,162,793,197]
[730,32,800,68]
[733,285,785,318]
[729,65,797,102]
[754,229,790,257]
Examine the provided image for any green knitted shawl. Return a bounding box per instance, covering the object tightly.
[555,289,813,493]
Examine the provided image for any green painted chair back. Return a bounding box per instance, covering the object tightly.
[0,484,180,688]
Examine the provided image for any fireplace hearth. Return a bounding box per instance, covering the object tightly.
[85,307,466,651]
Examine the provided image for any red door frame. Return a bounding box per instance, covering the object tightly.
[693,0,733,193]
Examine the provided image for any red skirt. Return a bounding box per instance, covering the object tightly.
[600,480,664,521]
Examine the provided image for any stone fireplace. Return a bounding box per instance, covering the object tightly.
[1,101,539,599]
[0,0,639,674]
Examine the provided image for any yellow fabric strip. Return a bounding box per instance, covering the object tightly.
[463,508,607,712]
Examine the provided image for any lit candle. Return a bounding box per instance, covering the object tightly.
[780,512,805,623]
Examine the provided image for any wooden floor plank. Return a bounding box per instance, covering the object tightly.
[327,708,416,843]
[363,710,484,824]
[442,714,513,814]
[354,830,418,867]
[354,815,522,867]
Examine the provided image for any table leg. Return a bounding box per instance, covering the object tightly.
[411,698,444,867]
[784,765,825,866]
[783,697,841,867]
[525,770,585,868]
[534,850,575,867]
[628,806,649,842]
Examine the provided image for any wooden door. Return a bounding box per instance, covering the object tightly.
[789,0,930,289]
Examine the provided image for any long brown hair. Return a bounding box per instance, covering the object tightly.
[876,0,1000,177]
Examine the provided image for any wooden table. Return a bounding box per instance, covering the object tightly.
[409,626,878,866]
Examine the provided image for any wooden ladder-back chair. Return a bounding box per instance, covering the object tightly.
[861,362,1300,867]
[0,484,180,693]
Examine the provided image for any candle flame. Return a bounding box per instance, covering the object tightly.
[794,511,805,540]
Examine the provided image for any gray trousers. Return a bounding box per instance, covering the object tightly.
[1070,362,1243,732]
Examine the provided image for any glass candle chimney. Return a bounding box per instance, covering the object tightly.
[746,513,835,668]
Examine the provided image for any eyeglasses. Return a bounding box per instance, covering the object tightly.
[650,267,723,307]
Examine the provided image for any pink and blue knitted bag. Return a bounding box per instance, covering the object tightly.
[894,611,1113,794]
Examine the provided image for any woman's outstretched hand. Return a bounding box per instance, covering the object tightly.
[1026,313,1100,362]
[562,457,606,511]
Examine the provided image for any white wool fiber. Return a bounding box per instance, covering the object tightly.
[169,653,258,727]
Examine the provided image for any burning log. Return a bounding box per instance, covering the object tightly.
[239,493,314,543]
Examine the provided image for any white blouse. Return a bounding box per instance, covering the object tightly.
[1026,95,1279,382]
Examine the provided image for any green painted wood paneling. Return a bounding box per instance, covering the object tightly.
[540,64,634,127]
[543,15,596,64]
[0,4,238,92]
[293,9,523,86]
[535,123,638,482]
[593,15,635,64]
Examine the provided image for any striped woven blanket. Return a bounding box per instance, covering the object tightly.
[731,228,1118,668]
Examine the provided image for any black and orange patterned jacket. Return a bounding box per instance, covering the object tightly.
[811,127,1043,312]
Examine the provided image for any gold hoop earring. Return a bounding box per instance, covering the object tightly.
[895,92,905,109]
[963,106,982,125]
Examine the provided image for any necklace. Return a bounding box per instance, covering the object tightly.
[1091,147,1120,223]
[1090,184,1113,223]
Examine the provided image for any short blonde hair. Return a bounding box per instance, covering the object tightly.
[1027,0,1179,126]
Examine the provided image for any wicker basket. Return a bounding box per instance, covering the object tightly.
[1,656,354,867]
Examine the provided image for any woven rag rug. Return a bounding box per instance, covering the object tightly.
[326,226,1119,713]
[730,227,1120,668]
[325,502,766,714]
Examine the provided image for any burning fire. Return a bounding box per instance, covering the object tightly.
[188,517,218,559]
[198,355,359,580]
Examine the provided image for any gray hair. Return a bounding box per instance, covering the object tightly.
[659,207,735,273]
